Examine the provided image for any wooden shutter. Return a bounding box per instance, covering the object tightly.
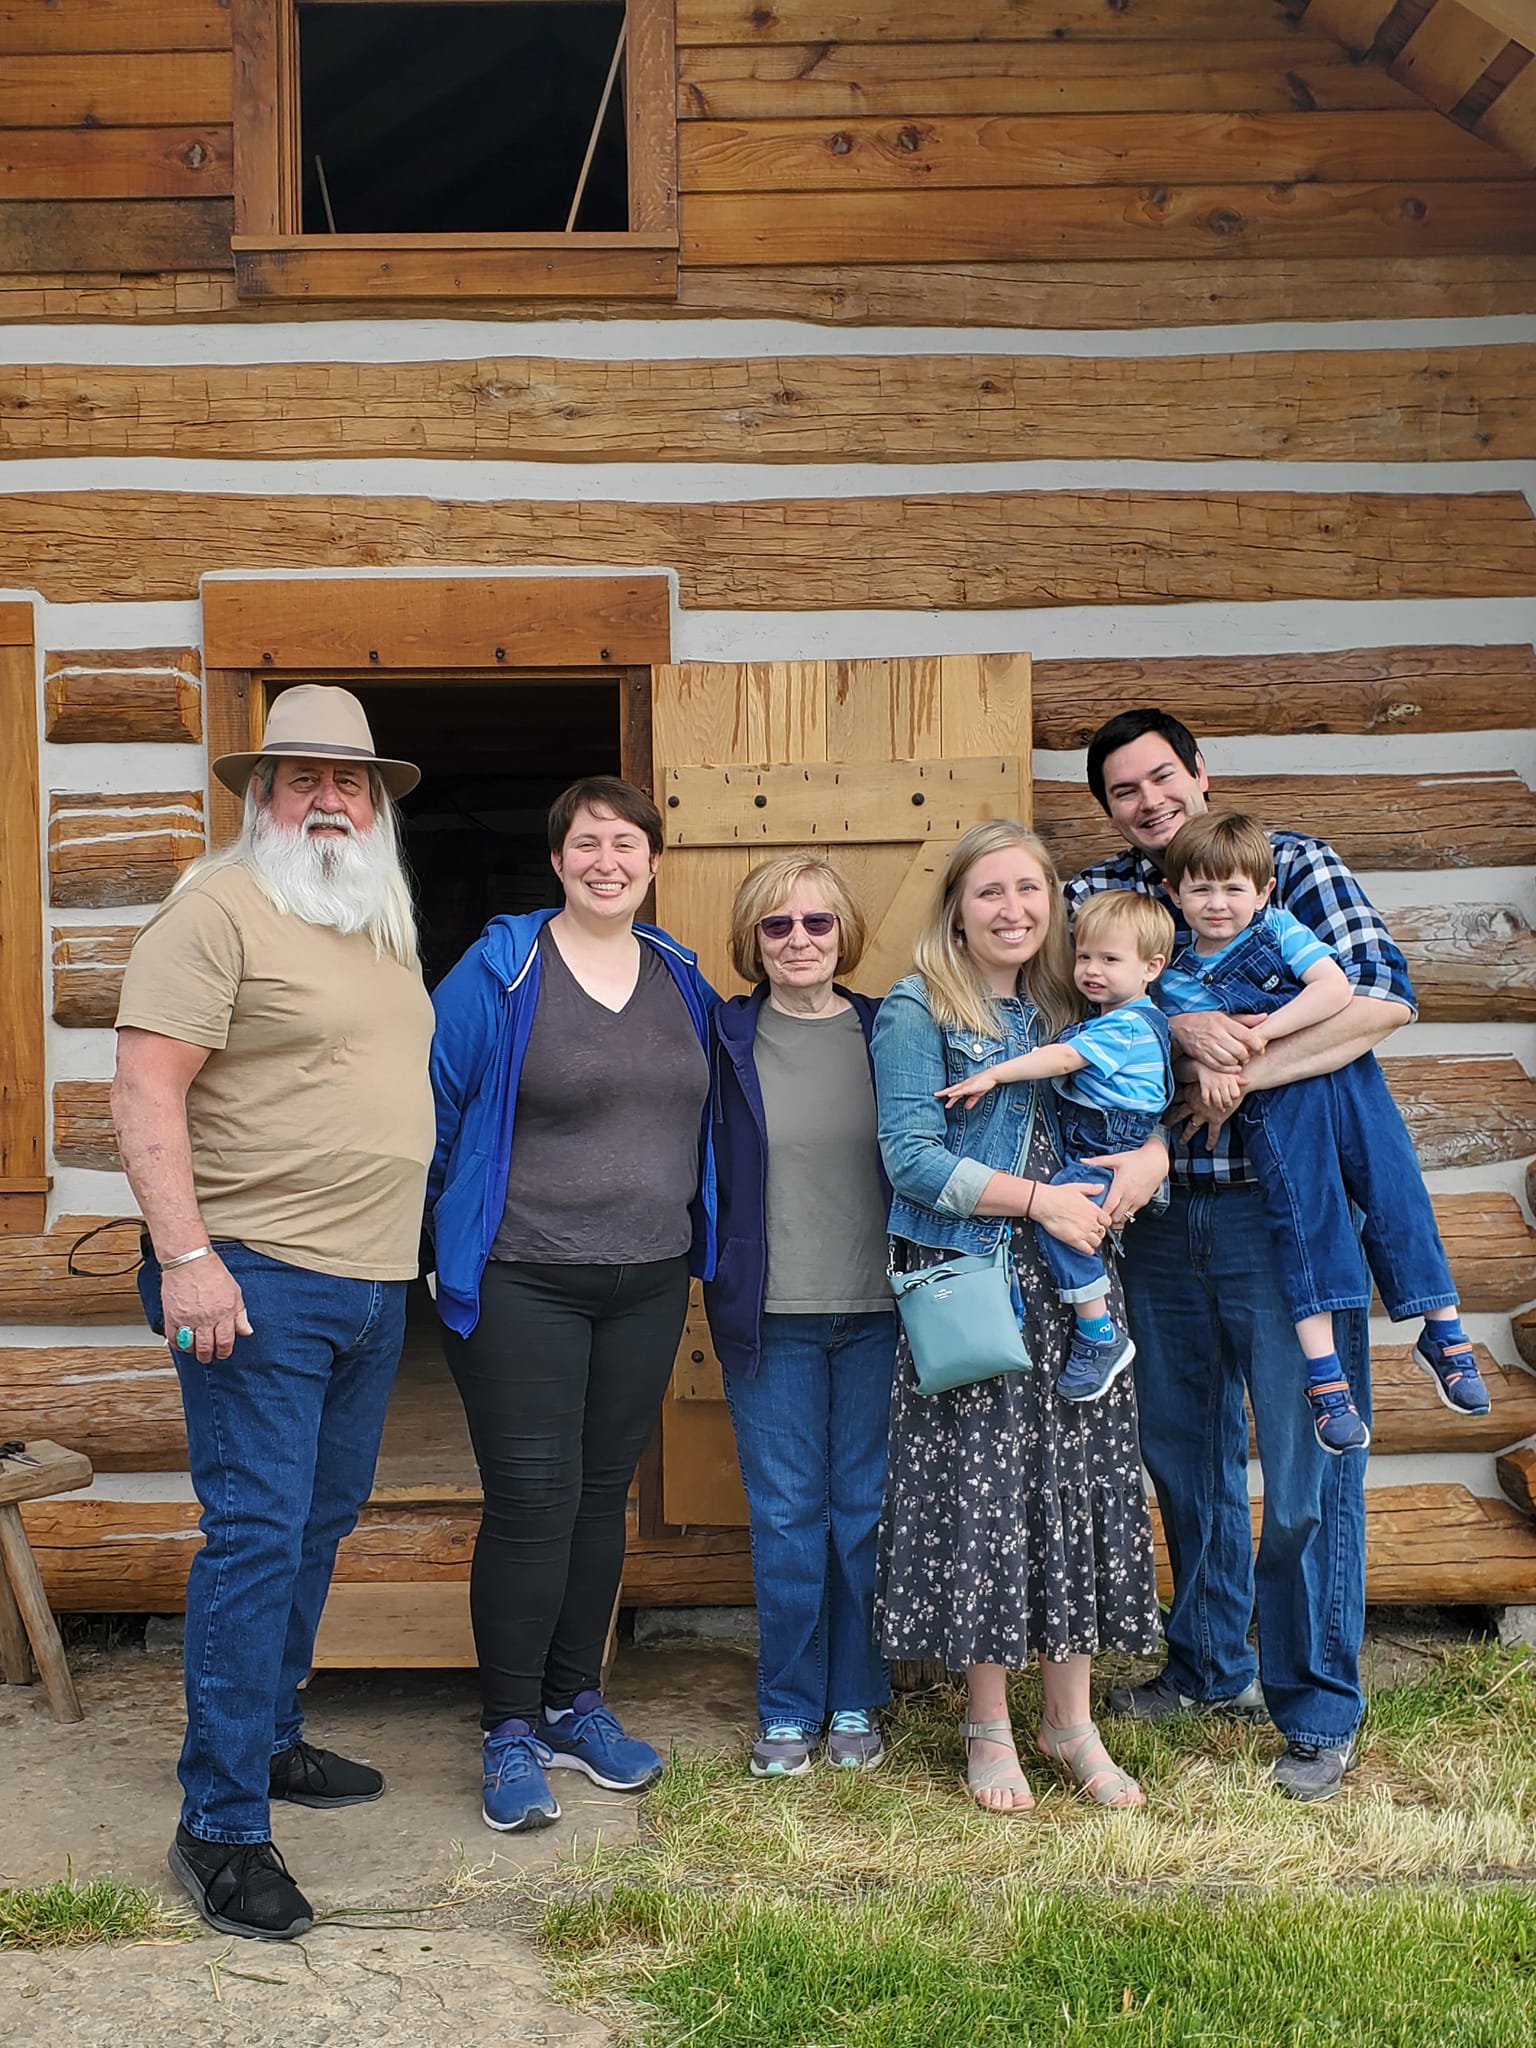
[652,654,1032,1527]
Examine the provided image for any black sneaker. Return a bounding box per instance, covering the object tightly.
[168,1825,314,1941]
[1104,1671,1268,1724]
[269,1738,385,1808]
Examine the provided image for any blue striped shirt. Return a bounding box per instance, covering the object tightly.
[1158,906,1334,1015]
[1056,998,1173,1118]
[1063,832,1415,1186]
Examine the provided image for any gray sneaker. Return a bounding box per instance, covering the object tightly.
[1271,1738,1357,1802]
[1104,1672,1269,1724]
[824,1709,884,1769]
[750,1724,815,1777]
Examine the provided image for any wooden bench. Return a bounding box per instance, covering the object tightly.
[0,1439,93,1721]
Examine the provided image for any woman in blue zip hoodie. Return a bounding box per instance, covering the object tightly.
[428,777,718,1835]
[704,854,896,1781]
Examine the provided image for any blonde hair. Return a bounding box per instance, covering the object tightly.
[1162,812,1274,894]
[1073,888,1176,967]
[911,820,1082,1041]
[728,853,867,986]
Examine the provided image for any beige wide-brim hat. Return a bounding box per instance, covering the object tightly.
[211,684,421,799]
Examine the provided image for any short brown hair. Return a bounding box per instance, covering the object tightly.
[547,776,663,860]
[728,853,867,986]
[1073,888,1175,965]
[1162,812,1274,894]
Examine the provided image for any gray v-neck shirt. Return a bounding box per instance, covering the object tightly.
[492,929,708,1266]
[754,1002,891,1315]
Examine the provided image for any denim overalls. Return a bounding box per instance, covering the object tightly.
[1187,921,1456,1326]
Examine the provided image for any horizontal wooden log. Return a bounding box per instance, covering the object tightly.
[200,573,672,669]
[664,756,1023,846]
[680,111,1516,191]
[1389,903,1536,1023]
[5,347,1533,463]
[681,182,1536,265]
[677,37,1425,118]
[1033,644,1536,747]
[677,0,1311,43]
[51,1082,117,1171]
[4,254,1536,328]
[44,647,201,742]
[0,1215,143,1325]
[1364,1346,1536,1455]
[0,51,231,127]
[51,924,134,1027]
[1381,1054,1536,1170]
[0,1345,180,1469]
[0,1440,91,1508]
[1425,1192,1536,1313]
[28,1482,1535,1612]
[233,241,679,303]
[0,197,232,272]
[6,489,1535,609]
[48,788,203,908]
[1035,770,1536,874]
[1497,1446,1536,1520]
[0,2,233,54]
[0,126,231,201]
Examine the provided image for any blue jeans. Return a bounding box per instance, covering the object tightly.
[1241,1058,1457,1324]
[1120,1185,1368,1747]
[722,1312,896,1732]
[1037,1101,1159,1307]
[139,1242,405,1843]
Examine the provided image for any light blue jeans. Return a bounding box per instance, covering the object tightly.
[140,1241,405,1842]
[722,1312,896,1733]
[1121,1184,1369,1748]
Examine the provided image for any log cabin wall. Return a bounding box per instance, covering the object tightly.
[1,0,1535,1631]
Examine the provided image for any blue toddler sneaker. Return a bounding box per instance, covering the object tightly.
[1414,1326,1491,1417]
[481,1718,560,1833]
[1056,1321,1135,1403]
[539,1690,664,1792]
[1306,1374,1370,1455]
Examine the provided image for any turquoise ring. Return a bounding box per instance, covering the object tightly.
[175,1326,195,1352]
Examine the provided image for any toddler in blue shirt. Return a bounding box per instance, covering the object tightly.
[938,889,1175,1403]
[1159,811,1488,1453]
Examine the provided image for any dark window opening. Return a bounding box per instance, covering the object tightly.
[297,2,629,235]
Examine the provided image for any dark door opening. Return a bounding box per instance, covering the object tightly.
[346,674,626,1499]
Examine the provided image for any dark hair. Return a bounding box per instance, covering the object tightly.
[1161,812,1275,894]
[547,776,664,859]
[1085,708,1202,813]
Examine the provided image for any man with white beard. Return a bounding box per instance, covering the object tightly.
[111,686,434,1941]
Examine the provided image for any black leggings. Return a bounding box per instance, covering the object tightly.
[443,1256,689,1727]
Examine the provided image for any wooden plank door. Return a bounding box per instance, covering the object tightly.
[652,655,1032,1528]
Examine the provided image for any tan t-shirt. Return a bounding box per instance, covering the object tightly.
[115,865,435,1280]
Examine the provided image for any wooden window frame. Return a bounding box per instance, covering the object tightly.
[230,0,679,302]
[0,603,49,1234]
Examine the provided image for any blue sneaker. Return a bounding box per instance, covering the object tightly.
[1306,1375,1370,1455]
[481,1718,560,1833]
[539,1690,664,1792]
[1414,1327,1491,1417]
[1056,1321,1135,1403]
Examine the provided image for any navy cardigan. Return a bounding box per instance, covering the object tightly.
[703,984,889,1378]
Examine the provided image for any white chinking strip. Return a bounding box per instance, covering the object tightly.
[0,314,1531,367]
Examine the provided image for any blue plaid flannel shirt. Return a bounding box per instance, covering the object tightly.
[1063,830,1416,1186]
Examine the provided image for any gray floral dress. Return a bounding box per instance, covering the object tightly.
[877,1109,1161,1670]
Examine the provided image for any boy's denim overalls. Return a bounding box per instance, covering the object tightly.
[1039,1005,1173,1307]
[1194,920,1456,1325]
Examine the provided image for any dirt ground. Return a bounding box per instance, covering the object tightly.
[0,1631,759,2047]
[0,1610,1495,2047]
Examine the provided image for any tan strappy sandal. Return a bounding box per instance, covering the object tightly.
[1036,1716,1144,1809]
[962,1717,1035,1814]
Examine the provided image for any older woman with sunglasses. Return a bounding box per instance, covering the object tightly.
[706,854,896,1778]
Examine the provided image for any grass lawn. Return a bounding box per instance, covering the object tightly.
[496,1645,1536,2047]
[0,1871,188,1951]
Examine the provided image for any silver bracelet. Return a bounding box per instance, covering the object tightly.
[160,1244,212,1272]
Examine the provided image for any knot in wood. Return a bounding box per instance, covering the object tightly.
[750,6,776,25]
[1206,207,1245,236]
[1107,0,1131,11]
[829,131,854,156]
[774,388,800,407]
[1380,700,1418,724]
[1400,196,1427,222]
[183,142,208,171]
[895,125,922,152]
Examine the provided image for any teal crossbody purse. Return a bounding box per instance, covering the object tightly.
[888,1230,1032,1396]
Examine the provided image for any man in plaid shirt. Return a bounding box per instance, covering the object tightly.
[1065,708,1414,1802]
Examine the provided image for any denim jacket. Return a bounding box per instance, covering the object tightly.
[871,973,1044,1255]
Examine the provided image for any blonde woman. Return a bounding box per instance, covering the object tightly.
[705,854,896,1778]
[871,821,1164,1812]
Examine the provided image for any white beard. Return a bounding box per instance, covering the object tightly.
[248,806,396,936]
